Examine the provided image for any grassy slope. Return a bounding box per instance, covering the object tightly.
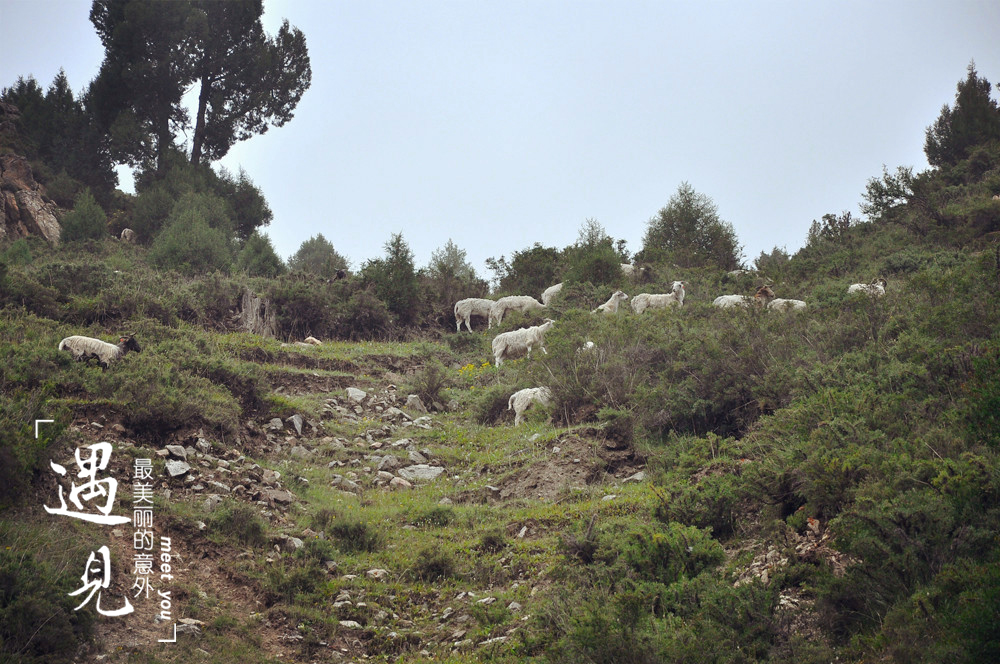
[2,170,1000,663]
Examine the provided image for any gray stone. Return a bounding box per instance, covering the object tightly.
[389,476,412,490]
[382,407,410,421]
[405,394,428,413]
[175,623,202,637]
[268,417,284,430]
[623,471,646,483]
[408,450,428,464]
[203,494,224,512]
[165,460,191,477]
[195,438,212,454]
[398,464,445,482]
[287,414,304,436]
[281,536,304,552]
[346,387,367,403]
[264,488,295,505]
[290,445,311,458]
[165,445,187,460]
[377,455,400,471]
[339,620,363,630]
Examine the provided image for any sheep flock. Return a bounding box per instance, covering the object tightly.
[456,272,889,426]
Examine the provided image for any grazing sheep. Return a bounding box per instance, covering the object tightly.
[304,336,322,345]
[631,281,685,314]
[620,263,648,279]
[454,297,495,332]
[541,282,564,306]
[492,319,554,367]
[58,334,141,370]
[993,194,1000,200]
[120,228,137,244]
[768,298,807,312]
[592,290,629,314]
[847,278,887,296]
[488,295,546,328]
[508,387,553,426]
[713,285,774,308]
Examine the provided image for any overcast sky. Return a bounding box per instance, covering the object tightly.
[2,0,999,279]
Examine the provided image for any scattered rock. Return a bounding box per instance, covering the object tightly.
[165,460,191,478]
[623,471,646,483]
[398,465,445,482]
[286,414,304,436]
[405,394,428,413]
[389,476,412,490]
[366,568,389,580]
[346,387,367,403]
[165,445,187,460]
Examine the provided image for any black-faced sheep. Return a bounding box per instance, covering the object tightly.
[58,334,142,370]
[488,295,546,328]
[592,290,629,314]
[492,319,554,367]
[453,297,495,332]
[508,387,553,426]
[631,281,685,314]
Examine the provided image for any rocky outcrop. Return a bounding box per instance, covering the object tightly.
[1,153,62,244]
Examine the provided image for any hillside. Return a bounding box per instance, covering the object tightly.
[3,88,1000,664]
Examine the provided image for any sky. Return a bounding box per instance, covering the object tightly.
[2,0,1000,279]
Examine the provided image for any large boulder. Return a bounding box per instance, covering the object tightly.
[0,153,61,245]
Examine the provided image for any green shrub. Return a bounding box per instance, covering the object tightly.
[149,193,234,275]
[0,548,95,664]
[618,522,725,585]
[327,519,382,553]
[409,543,456,582]
[209,502,268,548]
[237,231,285,278]
[59,189,107,242]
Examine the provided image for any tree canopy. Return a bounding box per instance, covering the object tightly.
[924,61,1000,168]
[638,183,743,270]
[287,234,349,279]
[88,0,310,172]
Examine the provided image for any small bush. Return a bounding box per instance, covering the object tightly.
[327,519,382,553]
[409,544,456,582]
[208,502,268,548]
[0,548,95,664]
[59,189,107,242]
[476,528,508,553]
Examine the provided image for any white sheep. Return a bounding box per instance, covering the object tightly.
[592,290,629,314]
[120,228,137,244]
[508,386,553,426]
[631,281,685,314]
[492,319,554,367]
[768,298,807,312]
[620,263,648,279]
[488,295,546,328]
[541,283,563,306]
[993,194,1000,200]
[847,278,887,296]
[713,285,774,308]
[453,297,495,332]
[58,334,141,370]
